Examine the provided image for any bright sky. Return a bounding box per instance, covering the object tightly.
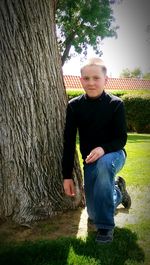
[62,0,150,77]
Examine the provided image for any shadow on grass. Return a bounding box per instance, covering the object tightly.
[0,227,144,265]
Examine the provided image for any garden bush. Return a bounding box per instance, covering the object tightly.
[122,94,150,133]
[66,89,150,133]
[66,89,127,100]
[67,89,84,100]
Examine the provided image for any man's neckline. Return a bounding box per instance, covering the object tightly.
[84,90,105,101]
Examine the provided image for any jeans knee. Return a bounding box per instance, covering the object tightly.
[96,156,112,176]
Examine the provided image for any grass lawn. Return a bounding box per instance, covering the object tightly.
[76,133,150,186]
[120,133,150,185]
[0,133,150,265]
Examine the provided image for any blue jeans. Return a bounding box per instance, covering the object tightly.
[84,150,126,229]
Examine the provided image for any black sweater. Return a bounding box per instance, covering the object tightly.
[62,91,127,179]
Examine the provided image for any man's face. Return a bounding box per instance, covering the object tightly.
[80,65,107,98]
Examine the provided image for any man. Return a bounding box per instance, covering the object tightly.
[62,58,131,243]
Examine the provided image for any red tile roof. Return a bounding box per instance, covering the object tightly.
[64,75,150,90]
[64,75,82,89]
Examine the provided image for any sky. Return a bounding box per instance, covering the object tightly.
[62,0,150,77]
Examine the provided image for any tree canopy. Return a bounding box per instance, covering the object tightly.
[143,72,150,80]
[56,0,118,65]
[120,67,142,79]
[120,67,150,79]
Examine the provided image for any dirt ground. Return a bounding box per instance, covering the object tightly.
[0,186,150,243]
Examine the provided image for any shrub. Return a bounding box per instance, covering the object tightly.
[66,89,150,133]
[67,89,84,100]
[122,94,150,133]
[66,89,128,99]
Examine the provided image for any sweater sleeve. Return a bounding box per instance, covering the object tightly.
[62,103,77,179]
[100,101,127,154]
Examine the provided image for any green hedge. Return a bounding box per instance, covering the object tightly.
[122,94,150,133]
[66,89,128,99]
[66,89,150,133]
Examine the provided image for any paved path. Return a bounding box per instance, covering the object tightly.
[77,186,150,238]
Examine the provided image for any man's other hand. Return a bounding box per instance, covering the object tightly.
[63,179,76,197]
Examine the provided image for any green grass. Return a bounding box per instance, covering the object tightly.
[120,133,150,185]
[0,133,150,265]
[76,133,150,186]
[0,227,146,265]
[126,221,150,265]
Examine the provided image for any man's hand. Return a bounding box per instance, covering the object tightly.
[85,147,105,164]
[63,179,76,197]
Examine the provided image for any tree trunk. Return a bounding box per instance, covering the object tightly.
[0,0,83,224]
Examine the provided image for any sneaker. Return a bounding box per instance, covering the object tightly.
[95,229,114,243]
[116,176,131,209]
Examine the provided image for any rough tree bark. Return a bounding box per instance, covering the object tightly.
[0,0,83,224]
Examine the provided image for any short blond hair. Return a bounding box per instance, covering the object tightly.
[80,57,107,75]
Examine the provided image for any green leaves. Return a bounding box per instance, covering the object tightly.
[56,0,118,64]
